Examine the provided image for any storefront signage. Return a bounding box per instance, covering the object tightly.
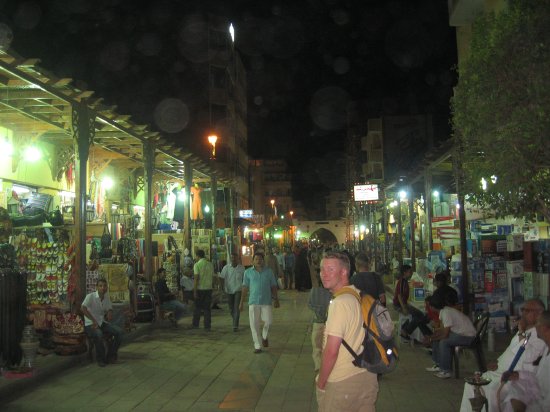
[354,184,379,202]
[239,209,253,218]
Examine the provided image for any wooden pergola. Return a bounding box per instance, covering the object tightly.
[0,49,233,305]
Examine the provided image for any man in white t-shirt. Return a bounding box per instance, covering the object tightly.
[424,295,476,379]
[219,252,245,332]
[316,251,378,412]
[81,278,123,367]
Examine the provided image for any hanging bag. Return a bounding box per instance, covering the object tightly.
[47,206,64,227]
[100,220,112,258]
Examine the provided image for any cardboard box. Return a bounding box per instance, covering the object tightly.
[413,288,425,301]
[496,240,507,253]
[485,270,495,293]
[497,225,513,235]
[488,316,508,333]
[506,260,524,278]
[507,234,524,252]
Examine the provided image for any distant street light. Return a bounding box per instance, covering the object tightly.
[269,199,275,224]
[208,134,218,159]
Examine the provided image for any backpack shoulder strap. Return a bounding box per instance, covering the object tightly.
[333,286,361,302]
[333,287,364,365]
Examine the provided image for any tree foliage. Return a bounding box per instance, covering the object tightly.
[452,0,550,222]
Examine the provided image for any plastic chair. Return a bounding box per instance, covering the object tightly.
[451,312,489,378]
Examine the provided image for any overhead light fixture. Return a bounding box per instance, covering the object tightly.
[229,23,235,42]
[0,140,13,157]
[24,146,41,162]
[102,176,114,190]
[12,184,30,194]
[481,177,488,191]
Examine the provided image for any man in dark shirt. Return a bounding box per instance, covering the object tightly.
[350,252,386,305]
[432,271,458,307]
[154,268,187,322]
[394,264,432,339]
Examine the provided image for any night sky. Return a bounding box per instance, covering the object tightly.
[0,0,457,209]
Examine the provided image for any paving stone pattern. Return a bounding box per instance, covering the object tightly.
[1,290,486,411]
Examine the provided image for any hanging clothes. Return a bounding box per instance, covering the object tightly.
[190,185,203,220]
[166,184,178,220]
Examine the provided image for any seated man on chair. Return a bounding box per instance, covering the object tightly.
[81,278,123,367]
[394,264,432,341]
[155,267,187,323]
[498,310,550,412]
[459,299,546,412]
[423,295,476,379]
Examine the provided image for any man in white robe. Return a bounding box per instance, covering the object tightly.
[498,310,550,412]
[459,299,546,412]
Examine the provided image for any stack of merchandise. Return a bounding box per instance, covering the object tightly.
[52,312,86,356]
[162,260,179,293]
[16,235,71,305]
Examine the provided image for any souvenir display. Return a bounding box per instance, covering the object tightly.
[16,232,71,306]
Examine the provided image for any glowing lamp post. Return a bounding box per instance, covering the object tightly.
[289,210,294,246]
[208,134,218,159]
[270,199,275,224]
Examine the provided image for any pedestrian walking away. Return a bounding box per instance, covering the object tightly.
[192,249,214,330]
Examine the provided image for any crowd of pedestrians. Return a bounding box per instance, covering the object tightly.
[79,240,550,412]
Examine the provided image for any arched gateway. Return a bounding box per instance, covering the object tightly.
[294,220,347,246]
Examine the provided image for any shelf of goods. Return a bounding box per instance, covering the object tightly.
[16,235,72,306]
[192,229,212,259]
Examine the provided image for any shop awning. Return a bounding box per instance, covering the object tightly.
[0,49,231,186]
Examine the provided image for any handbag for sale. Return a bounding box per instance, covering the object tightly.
[47,207,64,227]
[100,222,112,258]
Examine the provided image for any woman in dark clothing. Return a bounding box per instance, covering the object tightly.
[294,246,311,291]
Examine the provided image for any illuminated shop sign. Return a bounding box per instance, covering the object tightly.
[239,209,253,218]
[354,184,379,202]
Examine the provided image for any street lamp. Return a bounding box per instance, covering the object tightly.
[270,199,275,223]
[208,134,218,159]
[289,210,294,246]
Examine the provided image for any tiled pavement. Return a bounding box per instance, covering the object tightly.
[1,289,497,411]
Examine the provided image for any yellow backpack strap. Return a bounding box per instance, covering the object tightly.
[333,287,361,302]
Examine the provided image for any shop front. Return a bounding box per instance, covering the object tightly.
[370,144,550,333]
[0,50,234,372]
